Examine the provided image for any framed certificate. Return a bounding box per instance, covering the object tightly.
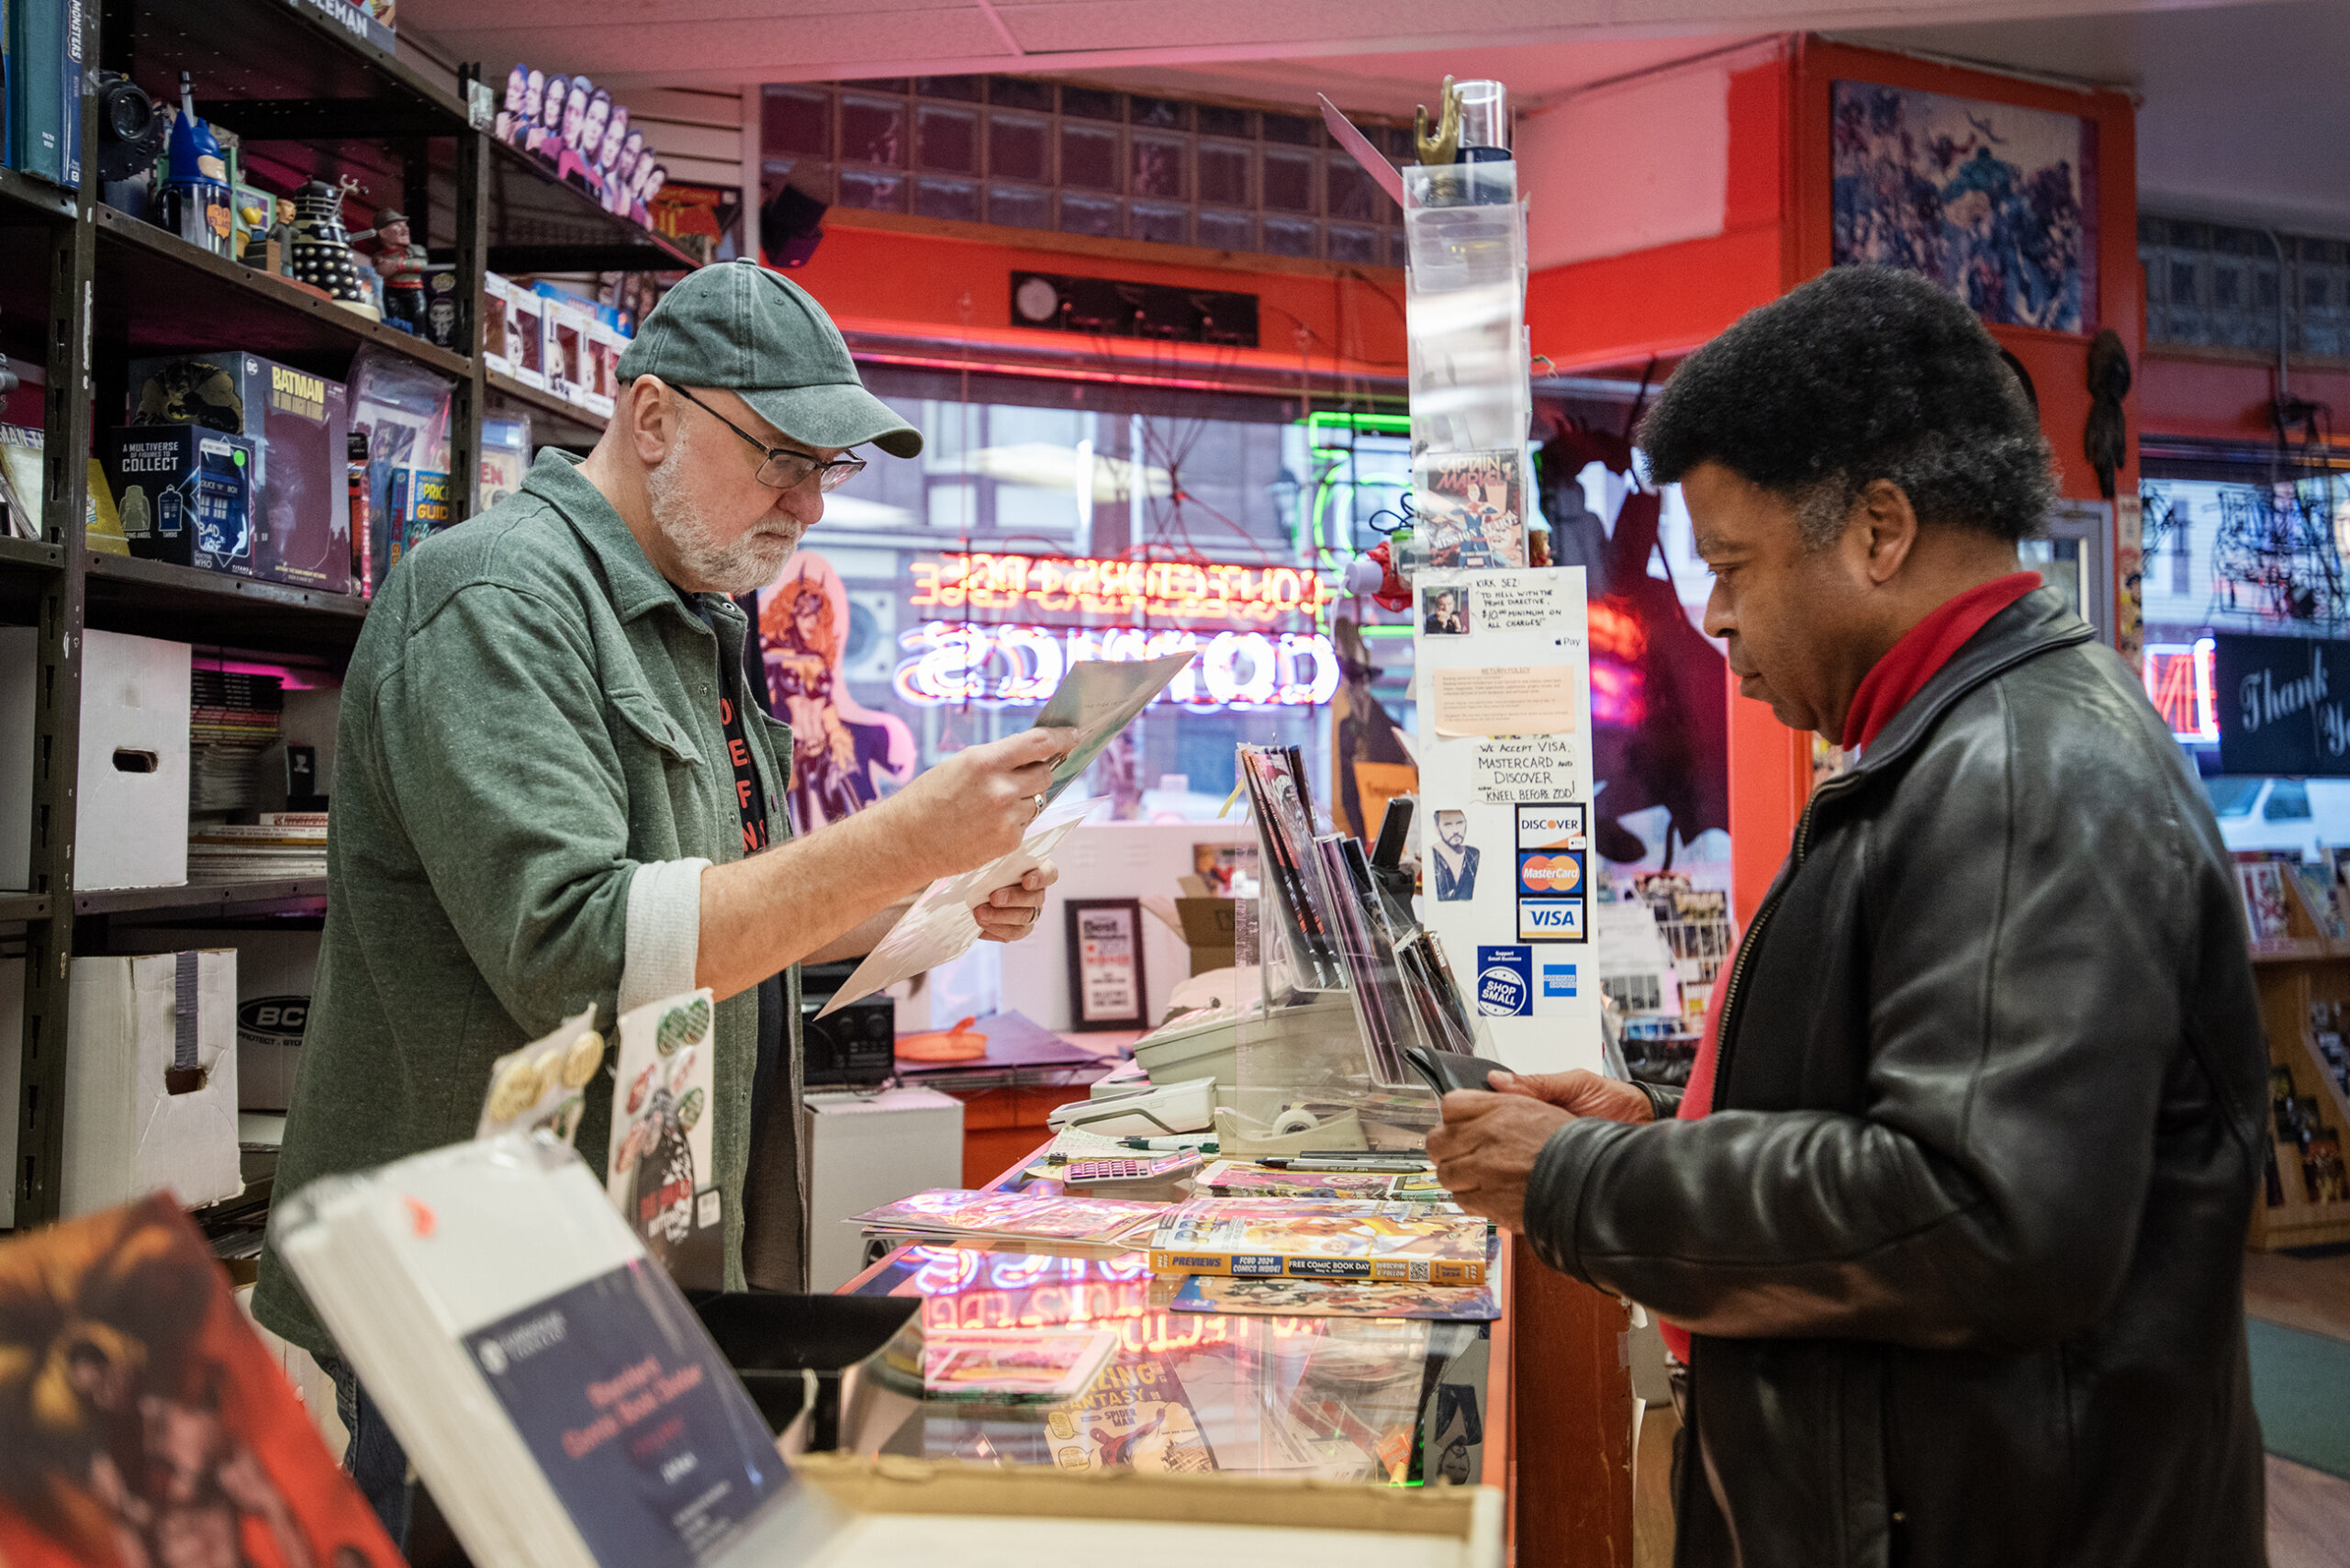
[1064,898,1147,1031]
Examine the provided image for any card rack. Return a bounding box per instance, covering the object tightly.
[2243,868,2350,1250]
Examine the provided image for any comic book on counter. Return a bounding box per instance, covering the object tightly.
[873,1324,1120,1406]
[850,1189,1167,1252]
[0,1195,402,1568]
[1195,1159,1457,1205]
[271,1136,792,1568]
[1043,1354,1215,1473]
[1147,1197,1489,1284]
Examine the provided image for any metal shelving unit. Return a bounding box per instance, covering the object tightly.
[1,0,691,1230]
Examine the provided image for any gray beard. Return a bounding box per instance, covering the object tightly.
[646,432,803,595]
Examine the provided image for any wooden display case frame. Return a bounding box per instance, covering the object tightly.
[2243,868,2350,1250]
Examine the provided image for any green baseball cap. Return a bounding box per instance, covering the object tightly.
[615,260,923,458]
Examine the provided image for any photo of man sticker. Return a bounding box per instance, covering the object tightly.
[1431,809,1480,901]
[1423,585,1471,635]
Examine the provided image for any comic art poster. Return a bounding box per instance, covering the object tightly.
[1830,81,2096,333]
[1412,450,1528,571]
[0,1196,401,1568]
[755,551,916,834]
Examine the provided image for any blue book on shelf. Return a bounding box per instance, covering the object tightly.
[5,0,63,185]
[57,0,77,187]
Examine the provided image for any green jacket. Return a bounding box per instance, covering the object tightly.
[253,451,797,1359]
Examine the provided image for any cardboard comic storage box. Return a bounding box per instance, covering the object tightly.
[0,627,191,890]
[778,1455,1502,1568]
[62,949,242,1215]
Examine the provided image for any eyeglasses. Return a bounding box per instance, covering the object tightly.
[671,386,867,493]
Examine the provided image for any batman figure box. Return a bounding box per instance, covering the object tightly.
[128,353,353,595]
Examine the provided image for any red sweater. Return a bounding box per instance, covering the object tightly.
[1658,572,2040,1360]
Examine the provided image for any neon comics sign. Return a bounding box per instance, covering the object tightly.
[894,621,1340,710]
[907,553,1330,626]
[2143,638,2219,743]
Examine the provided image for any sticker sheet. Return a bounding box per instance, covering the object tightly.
[605,989,723,1290]
[1414,567,1599,1071]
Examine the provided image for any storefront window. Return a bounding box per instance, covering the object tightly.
[2142,458,2350,858]
[753,371,1363,833]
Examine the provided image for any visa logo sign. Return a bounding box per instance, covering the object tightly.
[1517,897,1587,941]
[1542,964,1577,997]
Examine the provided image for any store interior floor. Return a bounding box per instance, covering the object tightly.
[1633,1248,2350,1568]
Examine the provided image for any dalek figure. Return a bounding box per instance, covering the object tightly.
[289,178,381,319]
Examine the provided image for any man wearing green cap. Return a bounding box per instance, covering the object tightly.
[255,263,1066,1540]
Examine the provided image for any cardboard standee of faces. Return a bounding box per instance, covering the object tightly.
[475,1005,606,1147]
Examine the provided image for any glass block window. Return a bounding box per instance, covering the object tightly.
[2142,215,2350,361]
[914,177,980,223]
[837,168,905,211]
[1060,124,1119,191]
[989,114,1049,182]
[917,106,979,173]
[762,77,1408,266]
[839,96,906,166]
[765,89,829,158]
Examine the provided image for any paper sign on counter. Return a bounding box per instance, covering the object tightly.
[1429,665,1576,737]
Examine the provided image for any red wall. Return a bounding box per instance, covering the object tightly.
[2140,353,2350,446]
[788,211,1408,389]
[1525,57,1790,375]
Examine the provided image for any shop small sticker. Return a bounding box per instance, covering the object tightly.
[1475,946,1532,1016]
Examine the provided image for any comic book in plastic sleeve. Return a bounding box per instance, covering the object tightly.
[1147,1197,1488,1284]
[850,1189,1166,1248]
[1195,1160,1457,1206]
[1043,1354,1215,1473]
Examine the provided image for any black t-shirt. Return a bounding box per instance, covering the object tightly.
[677,589,787,1132]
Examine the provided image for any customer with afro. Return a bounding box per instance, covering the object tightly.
[1429,266,2269,1567]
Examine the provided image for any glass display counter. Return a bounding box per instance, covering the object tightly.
[834,1156,1510,1494]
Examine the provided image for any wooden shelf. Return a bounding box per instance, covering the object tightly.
[84,551,368,658]
[2244,909,2350,1250]
[90,204,471,380]
[2252,939,2335,965]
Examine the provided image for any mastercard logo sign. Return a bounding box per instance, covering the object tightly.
[1517,854,1583,895]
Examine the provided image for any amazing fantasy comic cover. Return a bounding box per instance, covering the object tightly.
[1044,1356,1214,1473]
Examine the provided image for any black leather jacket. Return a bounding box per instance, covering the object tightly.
[1526,588,2270,1567]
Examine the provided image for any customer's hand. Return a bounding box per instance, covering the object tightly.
[1427,1091,1575,1231]
[883,727,1068,877]
[974,862,1058,943]
[1485,1068,1653,1124]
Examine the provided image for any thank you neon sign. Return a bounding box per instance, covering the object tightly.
[2212,633,2350,777]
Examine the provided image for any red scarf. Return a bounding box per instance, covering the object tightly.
[1658,571,2039,1359]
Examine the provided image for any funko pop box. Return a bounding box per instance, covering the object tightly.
[128,353,353,595]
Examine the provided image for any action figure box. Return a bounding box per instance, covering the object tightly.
[584,318,622,419]
[128,353,353,595]
[481,273,517,375]
[507,285,548,389]
[102,426,260,577]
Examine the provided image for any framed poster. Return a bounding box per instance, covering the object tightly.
[1830,79,2097,334]
[1065,898,1148,1031]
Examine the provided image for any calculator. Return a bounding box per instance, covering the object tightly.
[1060,1158,1159,1182]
